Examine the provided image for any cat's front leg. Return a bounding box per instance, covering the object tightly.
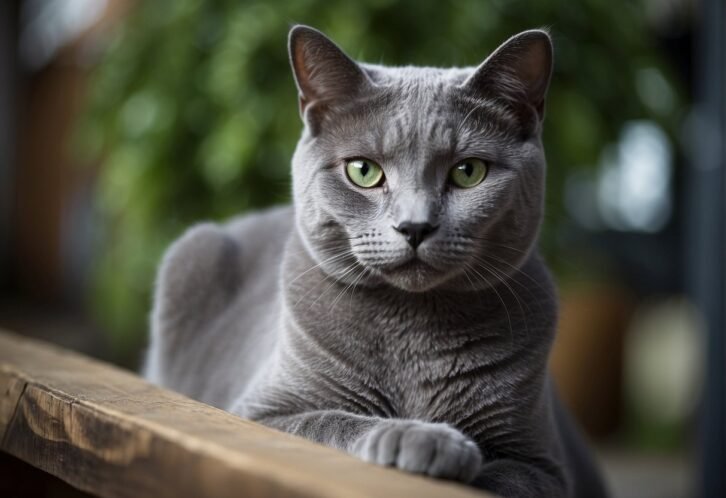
[473,458,569,498]
[247,409,482,482]
[353,419,482,482]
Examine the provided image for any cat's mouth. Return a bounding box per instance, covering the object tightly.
[389,257,435,273]
[372,256,448,292]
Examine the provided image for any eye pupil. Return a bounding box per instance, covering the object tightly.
[360,162,370,177]
[463,162,473,177]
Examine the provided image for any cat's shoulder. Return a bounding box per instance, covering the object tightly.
[223,204,293,237]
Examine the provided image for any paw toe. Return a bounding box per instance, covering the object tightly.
[397,427,437,474]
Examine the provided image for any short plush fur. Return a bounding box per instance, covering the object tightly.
[145,26,608,498]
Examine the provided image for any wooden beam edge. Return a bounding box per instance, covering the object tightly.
[0,330,492,498]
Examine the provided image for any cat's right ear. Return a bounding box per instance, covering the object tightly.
[288,25,371,131]
[462,29,553,131]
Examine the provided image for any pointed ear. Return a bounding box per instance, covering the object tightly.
[288,25,371,124]
[462,30,553,125]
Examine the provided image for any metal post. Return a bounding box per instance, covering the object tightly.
[0,0,19,291]
[691,0,725,496]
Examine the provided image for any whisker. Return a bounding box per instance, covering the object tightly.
[463,261,514,346]
[461,266,479,293]
[477,251,555,300]
[347,267,370,308]
[293,271,336,308]
[308,262,360,311]
[288,246,356,286]
[460,236,528,255]
[471,256,530,337]
[330,266,365,309]
[473,256,531,310]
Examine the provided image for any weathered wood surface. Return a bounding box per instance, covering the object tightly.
[0,329,492,498]
[0,451,94,497]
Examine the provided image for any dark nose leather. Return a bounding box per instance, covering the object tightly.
[393,222,438,249]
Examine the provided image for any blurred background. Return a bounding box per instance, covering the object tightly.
[0,0,723,497]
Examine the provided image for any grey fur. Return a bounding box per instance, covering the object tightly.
[145,26,608,498]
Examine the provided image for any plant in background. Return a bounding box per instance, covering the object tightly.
[80,0,681,362]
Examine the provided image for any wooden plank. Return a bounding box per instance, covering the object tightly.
[0,450,94,497]
[0,329,492,498]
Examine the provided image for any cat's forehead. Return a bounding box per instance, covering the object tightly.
[360,63,519,134]
[360,63,473,87]
[321,64,519,161]
[360,64,474,113]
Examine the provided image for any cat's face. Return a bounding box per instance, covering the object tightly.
[289,27,552,292]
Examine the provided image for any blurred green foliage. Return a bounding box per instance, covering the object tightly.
[80,0,681,359]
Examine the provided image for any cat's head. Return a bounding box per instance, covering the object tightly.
[288,26,553,293]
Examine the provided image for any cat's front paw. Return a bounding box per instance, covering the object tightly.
[353,420,482,482]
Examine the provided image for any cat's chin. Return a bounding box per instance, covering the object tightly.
[375,259,452,293]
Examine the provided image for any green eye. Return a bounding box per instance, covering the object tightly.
[345,159,384,188]
[449,158,488,188]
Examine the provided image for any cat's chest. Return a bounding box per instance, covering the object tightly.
[365,327,512,417]
[285,267,556,421]
[326,299,527,419]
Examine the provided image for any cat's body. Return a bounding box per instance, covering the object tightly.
[146,26,608,498]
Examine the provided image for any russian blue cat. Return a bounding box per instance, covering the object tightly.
[145,25,608,498]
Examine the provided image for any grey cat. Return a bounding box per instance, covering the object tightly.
[145,25,608,498]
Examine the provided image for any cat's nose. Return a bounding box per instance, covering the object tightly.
[393,222,438,249]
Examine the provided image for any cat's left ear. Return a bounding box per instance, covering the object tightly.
[288,25,372,129]
[462,29,553,126]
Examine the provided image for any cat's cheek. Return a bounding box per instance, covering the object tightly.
[316,173,381,214]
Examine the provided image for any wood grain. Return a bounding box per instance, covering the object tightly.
[0,329,492,498]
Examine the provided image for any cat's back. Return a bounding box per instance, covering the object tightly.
[146,204,294,408]
[224,204,294,278]
[228,203,294,243]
